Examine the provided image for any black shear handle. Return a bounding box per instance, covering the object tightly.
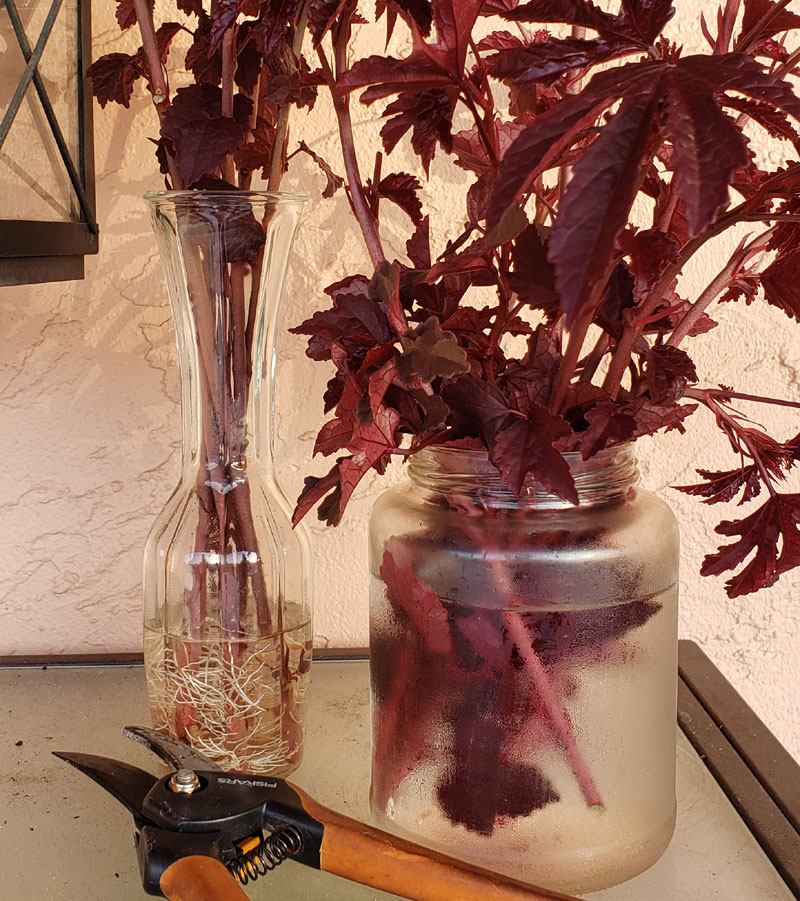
[159,856,249,900]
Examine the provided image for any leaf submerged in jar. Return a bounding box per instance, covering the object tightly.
[436,691,559,836]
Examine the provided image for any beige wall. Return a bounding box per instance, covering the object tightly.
[1,3,798,760]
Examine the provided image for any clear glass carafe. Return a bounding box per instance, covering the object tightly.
[143,191,311,775]
[368,444,678,893]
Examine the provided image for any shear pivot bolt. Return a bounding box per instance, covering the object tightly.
[168,768,200,794]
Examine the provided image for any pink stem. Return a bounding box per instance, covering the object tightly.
[318,22,385,267]
[504,614,604,807]
[458,513,604,808]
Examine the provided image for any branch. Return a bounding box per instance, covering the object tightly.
[318,15,385,268]
[268,0,310,191]
[220,27,236,184]
[133,0,182,188]
[666,228,775,348]
[134,0,169,106]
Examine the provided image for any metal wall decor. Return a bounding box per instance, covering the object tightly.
[0,0,97,286]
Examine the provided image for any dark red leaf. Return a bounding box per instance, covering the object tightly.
[490,407,577,500]
[339,54,452,99]
[234,120,275,177]
[664,67,750,235]
[452,121,525,177]
[407,216,432,269]
[368,361,398,415]
[177,0,204,14]
[579,396,696,456]
[578,403,638,457]
[702,494,800,597]
[483,0,521,11]
[185,15,221,86]
[380,89,457,174]
[380,539,453,656]
[308,0,348,45]
[337,406,401,502]
[760,252,800,321]
[737,0,800,51]
[296,399,401,526]
[388,0,434,34]
[376,172,424,224]
[290,283,393,346]
[314,416,354,456]
[549,95,660,324]
[476,30,523,53]
[87,53,141,108]
[372,261,407,335]
[161,85,250,187]
[397,316,470,385]
[508,223,558,312]
[722,94,800,147]
[487,60,665,227]
[486,36,625,87]
[503,0,621,34]
[292,460,342,526]
[675,466,762,505]
[234,21,264,94]
[683,53,800,123]
[442,375,516,444]
[429,0,486,72]
[644,344,697,403]
[619,0,675,45]
[115,0,142,30]
[466,173,492,224]
[257,0,300,56]
[628,397,697,439]
[210,0,246,50]
[617,228,679,297]
[437,692,559,835]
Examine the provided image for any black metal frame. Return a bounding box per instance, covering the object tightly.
[0,0,98,286]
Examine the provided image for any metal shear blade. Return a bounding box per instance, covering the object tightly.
[122,725,224,773]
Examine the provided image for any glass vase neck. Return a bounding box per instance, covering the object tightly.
[407,444,639,509]
[146,189,306,482]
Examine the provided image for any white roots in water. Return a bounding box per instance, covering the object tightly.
[146,636,307,773]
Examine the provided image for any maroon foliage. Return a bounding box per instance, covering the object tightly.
[374,173,424,224]
[161,85,251,186]
[88,53,142,109]
[436,692,559,835]
[675,466,762,505]
[702,494,800,597]
[115,0,141,31]
[92,0,800,597]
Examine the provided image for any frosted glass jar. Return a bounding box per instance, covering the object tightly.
[368,444,679,894]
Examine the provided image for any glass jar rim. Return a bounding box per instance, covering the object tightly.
[408,442,638,508]
[144,188,310,205]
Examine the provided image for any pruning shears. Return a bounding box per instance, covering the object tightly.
[54,726,581,900]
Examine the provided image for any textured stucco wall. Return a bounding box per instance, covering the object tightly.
[1,2,798,760]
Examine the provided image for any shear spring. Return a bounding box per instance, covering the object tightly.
[227,825,304,885]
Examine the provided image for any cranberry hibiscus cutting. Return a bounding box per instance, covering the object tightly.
[293,0,800,600]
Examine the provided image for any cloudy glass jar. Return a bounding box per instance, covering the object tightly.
[368,444,679,894]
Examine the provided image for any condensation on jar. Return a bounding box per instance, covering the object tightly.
[368,443,679,894]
